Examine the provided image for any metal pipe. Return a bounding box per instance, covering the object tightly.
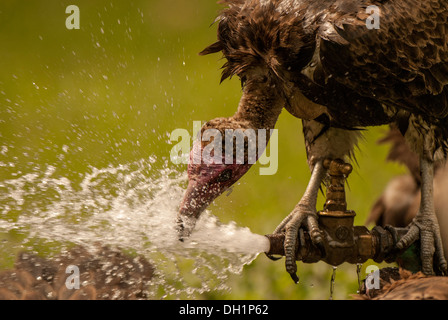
[265,226,411,266]
[265,159,416,267]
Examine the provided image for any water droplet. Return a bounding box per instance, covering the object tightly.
[329,266,337,300]
[1,146,8,155]
[356,263,363,294]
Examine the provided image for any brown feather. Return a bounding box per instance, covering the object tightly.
[354,268,448,300]
[0,246,154,300]
[199,41,224,56]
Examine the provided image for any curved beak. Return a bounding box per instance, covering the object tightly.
[177,179,220,241]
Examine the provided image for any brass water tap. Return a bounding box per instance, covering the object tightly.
[266,159,413,267]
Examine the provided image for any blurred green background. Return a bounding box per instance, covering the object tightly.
[0,0,407,299]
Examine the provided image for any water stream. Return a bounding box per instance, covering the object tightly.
[356,263,363,294]
[0,157,270,298]
[329,266,338,300]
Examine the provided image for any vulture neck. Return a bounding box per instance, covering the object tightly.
[231,81,284,130]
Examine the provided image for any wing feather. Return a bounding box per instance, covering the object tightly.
[319,0,448,118]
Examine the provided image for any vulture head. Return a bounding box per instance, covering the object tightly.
[177,116,266,240]
[177,148,252,240]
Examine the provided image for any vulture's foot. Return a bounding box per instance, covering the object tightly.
[397,211,447,275]
[396,156,448,275]
[269,161,327,283]
[276,204,324,283]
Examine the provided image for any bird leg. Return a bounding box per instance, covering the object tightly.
[396,155,448,275]
[271,160,327,283]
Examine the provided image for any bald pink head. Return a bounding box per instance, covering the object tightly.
[177,141,252,240]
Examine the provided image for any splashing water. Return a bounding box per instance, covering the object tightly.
[0,157,270,299]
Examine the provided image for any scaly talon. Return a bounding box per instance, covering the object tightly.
[273,161,327,283]
[284,209,323,283]
[396,156,448,275]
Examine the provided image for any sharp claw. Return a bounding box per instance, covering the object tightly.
[396,224,419,250]
[437,264,447,276]
[265,253,282,261]
[285,258,299,284]
[310,230,325,250]
[290,273,299,284]
[284,222,300,284]
[316,241,326,258]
